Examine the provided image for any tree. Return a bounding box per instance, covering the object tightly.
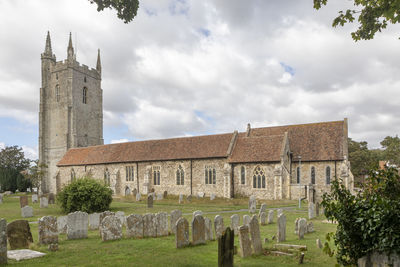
[88,0,139,23]
[0,145,31,192]
[380,135,400,166]
[313,0,400,41]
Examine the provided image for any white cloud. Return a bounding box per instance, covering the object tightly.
[111,139,129,144]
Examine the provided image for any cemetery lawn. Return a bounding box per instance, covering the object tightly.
[1,194,338,266]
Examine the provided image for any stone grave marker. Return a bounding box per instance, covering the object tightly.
[258,203,267,217]
[214,215,224,239]
[132,188,137,197]
[307,222,315,233]
[0,219,7,264]
[277,213,286,242]
[126,214,143,238]
[38,216,58,245]
[294,218,300,234]
[156,193,163,200]
[7,249,46,261]
[21,206,33,218]
[156,212,168,237]
[238,225,252,258]
[136,193,141,201]
[316,238,323,249]
[218,227,234,267]
[40,197,48,208]
[175,217,189,248]
[277,209,283,217]
[205,217,214,241]
[192,215,205,245]
[32,194,38,203]
[147,194,153,208]
[0,194,3,204]
[308,202,316,219]
[267,210,274,224]
[115,211,126,227]
[99,211,115,225]
[89,213,100,230]
[243,215,251,227]
[57,216,67,234]
[198,192,205,198]
[6,220,33,249]
[259,212,267,226]
[230,214,240,235]
[210,193,216,200]
[163,191,168,199]
[179,194,183,204]
[249,215,263,255]
[186,195,192,202]
[19,196,28,208]
[67,211,88,240]
[143,213,156,238]
[100,215,122,241]
[193,210,203,220]
[170,209,182,235]
[48,193,55,204]
[248,195,256,213]
[298,218,307,239]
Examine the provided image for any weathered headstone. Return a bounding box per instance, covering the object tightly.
[316,238,323,249]
[249,195,256,213]
[88,213,100,230]
[163,190,167,199]
[143,213,156,238]
[193,210,203,220]
[259,212,267,226]
[0,219,7,265]
[156,193,163,200]
[187,195,192,202]
[39,216,58,245]
[192,215,205,245]
[48,193,55,204]
[298,218,307,239]
[100,215,122,241]
[32,194,38,203]
[307,222,314,233]
[277,209,283,217]
[210,193,216,200]
[230,214,240,235]
[198,192,205,198]
[19,196,28,208]
[277,213,286,242]
[115,211,126,226]
[126,214,144,238]
[67,211,88,240]
[238,225,252,258]
[308,202,315,219]
[57,216,67,234]
[147,194,153,208]
[132,188,137,197]
[21,206,33,218]
[156,212,168,237]
[316,202,320,216]
[243,215,251,227]
[294,218,300,234]
[136,193,141,201]
[205,217,214,241]
[258,203,267,217]
[99,211,115,226]
[6,220,33,249]
[40,197,48,208]
[0,194,3,204]
[214,215,224,239]
[218,227,234,267]
[179,194,183,204]
[249,215,263,255]
[267,210,274,224]
[175,217,189,248]
[170,209,182,235]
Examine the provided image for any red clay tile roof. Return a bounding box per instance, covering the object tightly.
[57,133,234,166]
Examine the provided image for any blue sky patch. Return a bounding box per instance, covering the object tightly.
[169,0,189,16]
[280,62,295,76]
[198,28,211,37]
[0,117,37,147]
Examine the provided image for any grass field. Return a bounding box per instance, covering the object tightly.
[0,193,338,266]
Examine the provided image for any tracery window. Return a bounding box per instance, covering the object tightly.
[240,166,246,185]
[153,166,160,185]
[205,166,216,184]
[253,166,266,189]
[296,166,300,184]
[176,165,184,185]
[83,87,87,104]
[326,166,331,185]
[311,166,316,184]
[55,85,60,102]
[104,168,110,186]
[125,166,134,181]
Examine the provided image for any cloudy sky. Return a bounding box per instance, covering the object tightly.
[1,0,400,160]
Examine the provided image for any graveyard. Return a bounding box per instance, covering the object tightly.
[0,193,338,266]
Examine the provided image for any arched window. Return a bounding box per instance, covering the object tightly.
[311,166,315,184]
[326,166,331,185]
[176,165,184,185]
[55,85,60,102]
[240,166,245,185]
[153,166,160,185]
[296,166,300,184]
[83,87,87,104]
[70,169,76,182]
[253,166,266,189]
[205,166,216,184]
[125,166,134,181]
[104,168,110,186]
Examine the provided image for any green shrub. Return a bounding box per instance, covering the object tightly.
[57,177,113,214]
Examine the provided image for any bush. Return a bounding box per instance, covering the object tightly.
[57,177,113,214]
[322,167,400,265]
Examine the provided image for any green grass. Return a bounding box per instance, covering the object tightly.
[0,193,337,266]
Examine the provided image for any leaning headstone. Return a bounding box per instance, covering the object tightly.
[48,193,55,204]
[57,216,67,234]
[132,188,137,197]
[238,225,252,258]
[126,214,144,238]
[298,218,307,239]
[40,197,48,208]
[193,210,203,220]
[277,209,283,217]
[214,215,224,239]
[170,210,182,235]
[186,195,192,202]
[316,238,323,249]
[156,212,168,237]
[143,213,156,238]
[100,215,122,241]
[218,227,234,267]
[205,217,214,241]
[67,211,88,240]
[0,219,7,264]
[230,214,240,235]
[316,202,320,217]
[115,211,126,226]
[307,222,315,233]
[38,216,58,245]
[308,202,316,219]
[258,203,267,217]
[136,193,141,201]
[277,213,286,242]
[176,217,189,248]
[179,194,183,204]
[6,220,33,249]
[99,211,115,225]
[259,212,267,226]
[198,192,205,198]
[31,194,38,203]
[89,213,100,230]
[249,215,263,255]
[210,193,216,200]
[21,206,33,218]
[156,193,163,200]
[163,191,167,199]
[147,194,153,208]
[192,215,205,245]
[19,196,28,208]
[249,195,256,213]
[243,215,251,227]
[267,210,274,224]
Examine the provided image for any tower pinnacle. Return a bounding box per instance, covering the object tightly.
[67,32,74,60]
[96,49,102,74]
[44,31,52,55]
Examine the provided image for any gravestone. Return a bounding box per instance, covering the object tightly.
[136,193,141,201]
[267,210,274,224]
[89,213,100,230]
[19,196,28,208]
[0,219,7,265]
[100,215,122,241]
[179,194,183,204]
[99,211,115,225]
[238,225,252,258]
[198,192,205,198]
[214,215,224,239]
[307,222,315,233]
[40,197,48,208]
[126,214,144,238]
[259,212,266,226]
[57,216,67,234]
[277,213,286,242]
[6,249,45,261]
[48,193,55,204]
[205,217,214,241]
[193,210,203,220]
[133,188,137,197]
[32,194,38,203]
[308,202,315,219]
[218,227,234,267]
[170,209,182,235]
[316,238,323,249]
[298,218,307,239]
[6,220,33,249]
[277,209,283,217]
[258,203,267,217]
[175,217,189,248]
[192,215,205,245]
[38,216,58,245]
[248,195,256,213]
[21,206,33,218]
[249,215,262,255]
[230,214,239,235]
[147,194,153,208]
[125,187,131,196]
[156,212,168,237]
[294,218,300,234]
[0,194,2,204]
[316,202,320,216]
[115,211,126,226]
[143,213,156,238]
[163,190,167,198]
[156,193,163,200]
[243,215,251,227]
[67,211,88,240]
[210,193,216,201]
[187,195,192,202]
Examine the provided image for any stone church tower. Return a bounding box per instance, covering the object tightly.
[39,32,103,193]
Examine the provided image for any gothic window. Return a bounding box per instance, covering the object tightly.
[253,166,266,189]
[176,165,184,185]
[83,87,88,104]
[56,73,58,80]
[125,166,134,181]
[205,166,216,184]
[153,166,160,185]
[296,166,300,184]
[240,166,245,185]
[70,169,76,182]
[84,76,87,83]
[311,166,316,184]
[55,85,60,102]
[326,166,331,185]
[104,168,110,186]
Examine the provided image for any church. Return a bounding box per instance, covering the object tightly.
[39,32,354,201]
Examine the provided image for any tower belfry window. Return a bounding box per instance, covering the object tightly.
[83,87,87,104]
[84,76,87,83]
